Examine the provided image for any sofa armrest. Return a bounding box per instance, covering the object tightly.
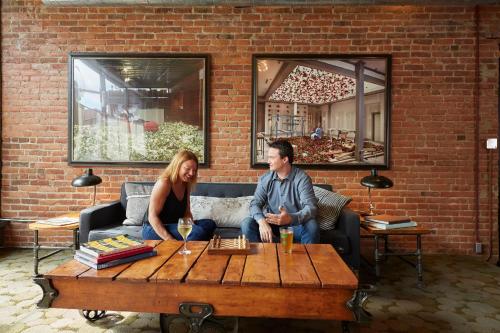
[335,207,360,271]
[79,201,125,244]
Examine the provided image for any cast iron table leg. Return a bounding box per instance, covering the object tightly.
[33,229,40,277]
[374,235,381,278]
[73,229,79,250]
[416,234,423,285]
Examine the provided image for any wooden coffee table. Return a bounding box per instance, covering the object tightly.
[35,241,368,332]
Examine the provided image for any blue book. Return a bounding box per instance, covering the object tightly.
[74,250,157,270]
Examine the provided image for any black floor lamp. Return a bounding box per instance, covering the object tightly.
[71,169,102,206]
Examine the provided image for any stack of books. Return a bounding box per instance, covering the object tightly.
[364,214,417,230]
[74,234,156,269]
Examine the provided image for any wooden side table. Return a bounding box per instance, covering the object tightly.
[29,212,80,277]
[361,223,432,286]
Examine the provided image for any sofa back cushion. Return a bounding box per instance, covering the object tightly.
[313,186,352,230]
[123,183,154,226]
[119,182,334,228]
[190,196,253,228]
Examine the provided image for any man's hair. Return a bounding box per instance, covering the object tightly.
[159,149,199,189]
[269,140,294,164]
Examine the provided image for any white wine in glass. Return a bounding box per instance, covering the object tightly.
[178,217,193,255]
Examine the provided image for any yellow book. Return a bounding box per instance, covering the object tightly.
[80,234,150,258]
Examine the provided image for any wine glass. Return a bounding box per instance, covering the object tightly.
[177,217,193,255]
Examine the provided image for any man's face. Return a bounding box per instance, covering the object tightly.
[267,147,288,171]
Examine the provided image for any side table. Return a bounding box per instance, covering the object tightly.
[361,223,432,286]
[29,212,80,277]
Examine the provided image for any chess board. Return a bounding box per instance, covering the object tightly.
[207,236,251,255]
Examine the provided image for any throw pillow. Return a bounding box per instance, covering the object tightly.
[313,186,352,231]
[190,196,253,228]
[123,183,154,226]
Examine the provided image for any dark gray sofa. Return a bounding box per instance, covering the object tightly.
[80,182,360,271]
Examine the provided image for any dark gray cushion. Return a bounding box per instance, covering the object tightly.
[320,229,351,255]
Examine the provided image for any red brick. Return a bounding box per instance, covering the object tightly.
[1,1,499,256]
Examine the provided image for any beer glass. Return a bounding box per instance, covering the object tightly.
[280,227,294,254]
[177,217,193,255]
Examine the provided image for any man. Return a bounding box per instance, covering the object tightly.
[241,140,319,243]
[311,123,324,140]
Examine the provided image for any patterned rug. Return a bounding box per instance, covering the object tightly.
[1,248,499,333]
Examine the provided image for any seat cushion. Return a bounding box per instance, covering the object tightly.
[88,224,143,242]
[320,229,351,255]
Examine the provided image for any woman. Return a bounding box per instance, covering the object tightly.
[142,150,216,241]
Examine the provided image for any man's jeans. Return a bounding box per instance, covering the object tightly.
[240,217,320,244]
[142,219,216,241]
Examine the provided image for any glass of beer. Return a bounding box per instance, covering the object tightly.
[178,217,193,255]
[280,227,294,254]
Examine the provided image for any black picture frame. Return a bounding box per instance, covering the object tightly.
[251,54,391,169]
[68,53,210,167]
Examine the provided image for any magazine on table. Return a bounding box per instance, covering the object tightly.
[79,234,152,258]
[37,216,79,226]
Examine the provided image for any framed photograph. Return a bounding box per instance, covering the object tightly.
[251,54,391,169]
[68,53,209,166]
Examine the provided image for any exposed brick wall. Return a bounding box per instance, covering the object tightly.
[1,1,499,258]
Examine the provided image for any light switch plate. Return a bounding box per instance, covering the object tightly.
[486,138,497,150]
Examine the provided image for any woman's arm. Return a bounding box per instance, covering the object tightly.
[148,179,175,240]
[185,186,194,221]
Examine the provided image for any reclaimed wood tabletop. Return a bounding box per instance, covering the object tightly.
[43,240,359,321]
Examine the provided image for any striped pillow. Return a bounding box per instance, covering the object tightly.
[313,186,352,230]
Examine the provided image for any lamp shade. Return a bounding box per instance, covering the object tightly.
[71,168,102,187]
[360,169,393,189]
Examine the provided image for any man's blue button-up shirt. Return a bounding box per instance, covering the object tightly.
[249,166,318,226]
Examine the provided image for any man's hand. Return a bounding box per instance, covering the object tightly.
[265,206,292,226]
[257,219,273,243]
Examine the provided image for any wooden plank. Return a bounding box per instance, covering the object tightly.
[305,244,358,289]
[116,240,183,282]
[186,247,230,284]
[44,259,90,279]
[151,241,207,283]
[277,244,320,288]
[50,279,356,321]
[241,243,280,287]
[78,262,134,281]
[221,255,246,285]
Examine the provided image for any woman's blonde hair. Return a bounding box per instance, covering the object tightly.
[159,150,199,188]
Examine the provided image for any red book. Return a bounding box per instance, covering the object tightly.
[76,246,154,264]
